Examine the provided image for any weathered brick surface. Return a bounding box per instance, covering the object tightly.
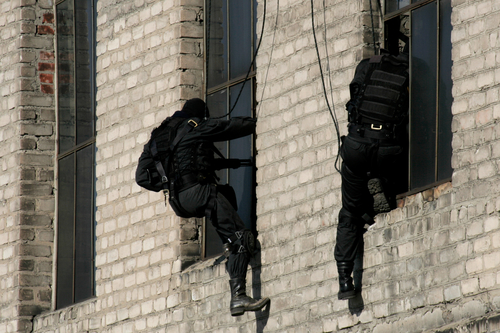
[0,0,494,332]
[0,0,55,331]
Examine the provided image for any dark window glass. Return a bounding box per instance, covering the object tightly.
[57,0,76,154]
[56,155,75,309]
[74,145,94,302]
[56,0,96,309]
[75,0,95,145]
[384,0,453,192]
[204,0,257,259]
[207,0,254,88]
[205,90,228,258]
[229,1,251,79]
[386,0,411,13]
[228,83,254,230]
[207,0,228,88]
[410,2,437,189]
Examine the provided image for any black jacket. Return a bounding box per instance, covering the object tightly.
[173,116,257,178]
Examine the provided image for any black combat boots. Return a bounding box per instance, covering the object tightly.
[229,278,270,316]
[337,261,357,300]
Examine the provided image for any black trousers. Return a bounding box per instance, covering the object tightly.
[334,134,406,263]
[178,183,249,279]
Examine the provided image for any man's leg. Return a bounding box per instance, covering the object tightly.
[335,162,372,299]
[211,191,269,316]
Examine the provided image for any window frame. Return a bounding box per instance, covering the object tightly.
[55,0,97,309]
[202,0,258,259]
[384,0,453,195]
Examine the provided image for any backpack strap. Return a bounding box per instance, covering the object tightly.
[150,139,169,188]
[169,118,200,151]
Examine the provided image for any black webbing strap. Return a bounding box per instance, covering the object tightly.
[169,119,200,152]
[213,256,225,266]
[348,123,394,141]
[213,230,252,266]
[150,140,169,189]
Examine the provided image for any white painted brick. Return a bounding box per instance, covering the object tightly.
[24,1,500,333]
[466,256,484,274]
[166,294,179,308]
[444,285,462,301]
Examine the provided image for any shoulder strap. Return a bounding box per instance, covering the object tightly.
[150,139,169,186]
[169,118,200,151]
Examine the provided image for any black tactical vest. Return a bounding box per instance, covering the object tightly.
[348,54,409,130]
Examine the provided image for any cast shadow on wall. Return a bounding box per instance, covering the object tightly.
[252,240,271,332]
[349,244,365,315]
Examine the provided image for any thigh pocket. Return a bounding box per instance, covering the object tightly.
[377,145,404,167]
[341,137,368,171]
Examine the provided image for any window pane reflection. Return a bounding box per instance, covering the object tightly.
[229,82,253,230]
[229,0,251,79]
[410,2,437,189]
[57,0,76,154]
[74,144,94,302]
[75,0,95,145]
[56,154,75,309]
[207,0,228,88]
[56,0,96,309]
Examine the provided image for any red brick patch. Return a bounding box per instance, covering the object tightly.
[38,63,55,71]
[41,84,54,94]
[37,26,55,35]
[39,73,53,84]
[40,51,54,60]
[43,13,54,24]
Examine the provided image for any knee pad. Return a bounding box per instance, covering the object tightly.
[225,230,255,256]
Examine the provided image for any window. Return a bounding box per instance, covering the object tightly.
[55,0,96,309]
[203,0,258,258]
[384,0,453,192]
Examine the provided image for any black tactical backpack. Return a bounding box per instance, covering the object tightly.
[347,53,409,137]
[135,117,184,192]
[135,116,200,218]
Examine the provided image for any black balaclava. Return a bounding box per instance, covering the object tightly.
[181,98,209,118]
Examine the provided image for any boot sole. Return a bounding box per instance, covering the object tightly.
[230,297,270,316]
[231,308,245,316]
[338,289,357,300]
[368,178,392,214]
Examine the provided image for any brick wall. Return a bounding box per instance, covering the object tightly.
[22,0,500,333]
[85,0,204,330]
[0,0,55,332]
[0,1,21,330]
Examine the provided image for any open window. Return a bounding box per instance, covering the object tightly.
[384,0,453,193]
[203,0,258,258]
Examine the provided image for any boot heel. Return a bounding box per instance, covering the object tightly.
[230,307,245,316]
[338,289,357,300]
